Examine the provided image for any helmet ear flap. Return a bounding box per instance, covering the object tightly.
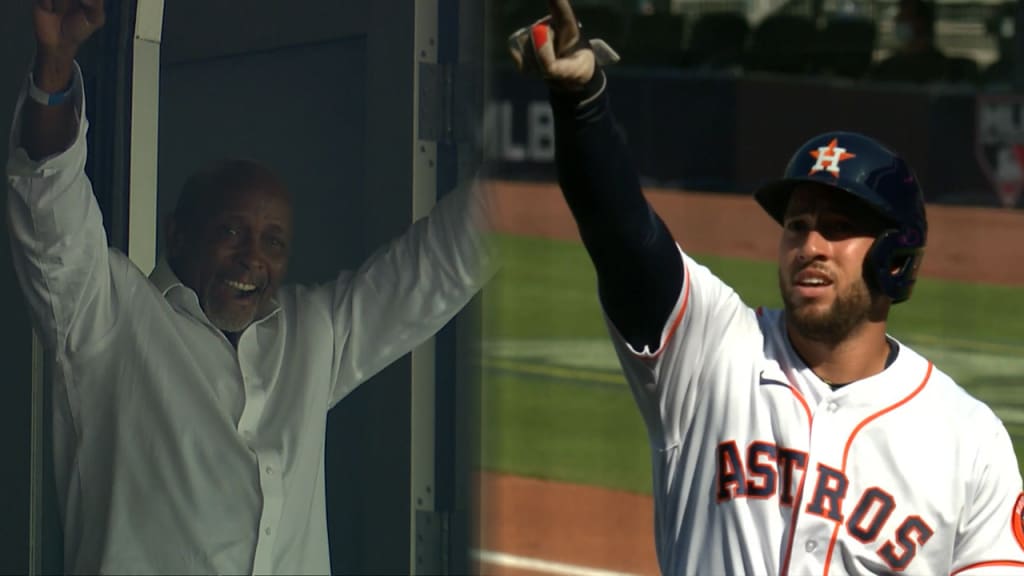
[865,229,926,303]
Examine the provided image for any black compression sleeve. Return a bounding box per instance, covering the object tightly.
[550,73,684,352]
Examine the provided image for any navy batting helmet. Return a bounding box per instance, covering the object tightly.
[754,131,927,303]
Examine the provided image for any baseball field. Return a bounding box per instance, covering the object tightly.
[475,181,1024,576]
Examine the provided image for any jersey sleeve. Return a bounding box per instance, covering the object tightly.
[606,246,756,449]
[950,420,1024,574]
[7,62,125,356]
[325,181,496,407]
[548,71,758,448]
[551,76,684,354]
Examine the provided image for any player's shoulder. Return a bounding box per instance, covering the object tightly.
[676,249,767,321]
[900,341,1007,430]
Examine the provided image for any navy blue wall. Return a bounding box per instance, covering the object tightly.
[488,66,1018,208]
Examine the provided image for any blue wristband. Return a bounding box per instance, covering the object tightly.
[28,72,73,106]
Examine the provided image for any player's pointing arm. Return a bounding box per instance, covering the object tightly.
[509,0,684,355]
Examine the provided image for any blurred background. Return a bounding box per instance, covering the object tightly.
[486,0,1024,204]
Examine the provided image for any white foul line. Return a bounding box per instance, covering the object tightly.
[471,549,642,576]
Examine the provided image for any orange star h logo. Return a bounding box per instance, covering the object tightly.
[809,138,856,176]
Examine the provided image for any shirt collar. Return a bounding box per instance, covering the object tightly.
[148,257,283,322]
[149,257,183,296]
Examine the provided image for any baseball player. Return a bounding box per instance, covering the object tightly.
[510,1,1024,573]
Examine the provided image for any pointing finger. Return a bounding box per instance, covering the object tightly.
[547,0,578,28]
[547,0,580,53]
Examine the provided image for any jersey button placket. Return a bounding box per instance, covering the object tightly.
[792,400,842,573]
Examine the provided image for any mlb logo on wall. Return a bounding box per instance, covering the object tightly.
[976,95,1024,208]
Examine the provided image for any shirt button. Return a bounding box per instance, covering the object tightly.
[805,540,817,552]
[827,402,839,413]
[265,466,274,476]
[265,526,272,536]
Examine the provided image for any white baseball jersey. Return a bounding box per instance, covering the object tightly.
[608,248,1024,575]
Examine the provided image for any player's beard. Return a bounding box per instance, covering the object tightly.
[780,271,874,347]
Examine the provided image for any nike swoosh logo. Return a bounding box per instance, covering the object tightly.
[759,370,790,388]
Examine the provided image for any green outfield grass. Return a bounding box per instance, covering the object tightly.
[482,233,1024,494]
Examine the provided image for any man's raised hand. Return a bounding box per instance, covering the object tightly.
[33,0,105,67]
[23,0,105,160]
[508,0,619,91]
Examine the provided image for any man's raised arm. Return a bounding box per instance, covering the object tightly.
[7,0,114,350]
[22,0,104,160]
[509,0,684,354]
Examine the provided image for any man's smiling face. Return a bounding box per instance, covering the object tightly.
[168,160,293,338]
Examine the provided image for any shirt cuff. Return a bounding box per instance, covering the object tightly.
[7,59,88,176]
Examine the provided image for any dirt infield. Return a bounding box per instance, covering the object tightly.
[489,180,1024,286]
[476,473,659,575]
[477,180,1024,575]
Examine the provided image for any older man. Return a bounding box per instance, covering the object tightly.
[8,0,494,573]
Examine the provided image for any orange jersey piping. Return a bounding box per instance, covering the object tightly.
[647,259,690,360]
[950,560,1024,575]
[821,362,934,575]
[780,389,815,575]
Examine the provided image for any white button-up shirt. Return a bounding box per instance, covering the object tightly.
[6,64,494,575]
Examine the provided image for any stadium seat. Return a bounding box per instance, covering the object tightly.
[813,17,877,78]
[626,13,686,67]
[746,14,816,74]
[682,12,750,70]
[946,55,980,84]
